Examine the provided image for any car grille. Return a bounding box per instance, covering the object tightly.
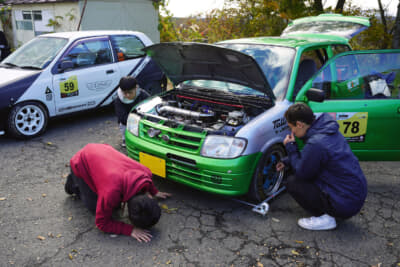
[139,119,206,154]
[127,147,233,190]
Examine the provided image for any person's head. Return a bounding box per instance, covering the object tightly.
[284,103,315,138]
[127,193,161,228]
[119,76,138,100]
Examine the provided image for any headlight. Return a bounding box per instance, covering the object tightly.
[200,135,247,159]
[127,113,140,136]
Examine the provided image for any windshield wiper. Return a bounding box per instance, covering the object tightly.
[1,62,18,68]
[19,65,42,70]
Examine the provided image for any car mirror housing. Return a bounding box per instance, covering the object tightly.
[58,60,74,72]
[306,88,325,102]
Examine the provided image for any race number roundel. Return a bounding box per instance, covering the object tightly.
[336,112,368,142]
[60,76,79,98]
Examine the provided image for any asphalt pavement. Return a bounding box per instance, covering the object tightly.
[0,107,399,267]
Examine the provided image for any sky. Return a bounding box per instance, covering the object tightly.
[166,0,398,17]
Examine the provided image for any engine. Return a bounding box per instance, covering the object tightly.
[154,99,249,135]
[135,88,272,136]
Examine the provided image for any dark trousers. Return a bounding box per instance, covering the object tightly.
[68,170,98,214]
[285,175,337,218]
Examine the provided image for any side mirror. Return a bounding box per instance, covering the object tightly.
[306,88,325,102]
[58,60,74,72]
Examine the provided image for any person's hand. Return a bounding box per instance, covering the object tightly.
[155,191,172,199]
[276,162,285,172]
[283,132,295,145]
[131,227,152,243]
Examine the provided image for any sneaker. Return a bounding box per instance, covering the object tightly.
[298,214,337,230]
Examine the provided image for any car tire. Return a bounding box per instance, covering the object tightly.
[8,102,48,139]
[247,145,286,203]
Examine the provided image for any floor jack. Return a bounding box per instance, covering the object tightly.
[233,186,286,216]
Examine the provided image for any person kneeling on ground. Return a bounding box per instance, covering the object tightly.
[114,76,150,147]
[276,103,367,231]
[65,143,171,242]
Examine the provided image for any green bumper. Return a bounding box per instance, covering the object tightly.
[126,133,262,196]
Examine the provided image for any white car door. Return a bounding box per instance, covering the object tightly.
[52,37,120,115]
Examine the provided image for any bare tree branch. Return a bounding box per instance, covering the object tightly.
[335,0,346,13]
[313,0,324,13]
[377,0,388,34]
[392,1,400,48]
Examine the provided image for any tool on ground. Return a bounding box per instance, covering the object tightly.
[233,186,286,216]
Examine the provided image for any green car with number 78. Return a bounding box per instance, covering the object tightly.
[125,14,400,202]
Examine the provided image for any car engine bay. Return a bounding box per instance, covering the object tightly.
[136,86,274,136]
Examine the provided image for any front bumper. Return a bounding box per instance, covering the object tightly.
[126,133,262,196]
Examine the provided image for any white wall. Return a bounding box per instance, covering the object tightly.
[11,2,80,47]
[78,0,160,43]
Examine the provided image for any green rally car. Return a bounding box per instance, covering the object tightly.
[125,14,400,202]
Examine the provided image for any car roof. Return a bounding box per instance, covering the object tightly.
[219,34,349,48]
[38,30,148,40]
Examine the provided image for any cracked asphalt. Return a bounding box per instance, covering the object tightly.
[0,107,399,267]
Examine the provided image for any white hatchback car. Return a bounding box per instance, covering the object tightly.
[0,31,165,138]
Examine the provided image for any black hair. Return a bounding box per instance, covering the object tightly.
[127,194,161,228]
[284,103,315,125]
[119,76,138,92]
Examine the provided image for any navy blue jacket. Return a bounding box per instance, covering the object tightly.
[285,113,367,218]
[114,90,149,125]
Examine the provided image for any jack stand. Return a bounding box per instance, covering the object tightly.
[232,186,286,216]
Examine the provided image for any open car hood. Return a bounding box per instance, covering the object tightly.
[143,42,274,99]
[281,14,370,40]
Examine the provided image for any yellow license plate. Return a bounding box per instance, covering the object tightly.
[139,152,166,178]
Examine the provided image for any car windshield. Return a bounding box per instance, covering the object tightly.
[2,37,68,69]
[183,79,267,97]
[182,44,294,100]
[282,21,367,39]
[225,44,295,100]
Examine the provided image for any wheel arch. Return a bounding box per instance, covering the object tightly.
[12,99,50,118]
[259,137,287,156]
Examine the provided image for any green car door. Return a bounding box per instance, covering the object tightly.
[297,50,400,161]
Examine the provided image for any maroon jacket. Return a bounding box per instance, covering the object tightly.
[70,143,158,236]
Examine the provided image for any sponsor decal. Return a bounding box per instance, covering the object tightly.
[58,101,97,112]
[87,80,112,91]
[58,103,87,112]
[45,87,53,101]
[273,117,289,134]
[60,76,79,98]
[336,112,368,142]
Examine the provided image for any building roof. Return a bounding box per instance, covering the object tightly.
[2,0,78,5]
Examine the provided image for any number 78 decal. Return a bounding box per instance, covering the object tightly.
[336,112,368,142]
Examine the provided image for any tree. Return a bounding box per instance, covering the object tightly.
[335,0,346,13]
[155,0,398,50]
[391,0,400,48]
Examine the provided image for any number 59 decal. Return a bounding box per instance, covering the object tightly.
[336,112,368,142]
[60,76,79,98]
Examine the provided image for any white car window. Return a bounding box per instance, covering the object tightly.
[61,39,113,69]
[110,35,145,61]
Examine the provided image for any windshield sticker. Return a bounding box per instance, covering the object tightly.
[60,76,79,98]
[45,87,53,101]
[336,112,368,142]
[347,78,360,92]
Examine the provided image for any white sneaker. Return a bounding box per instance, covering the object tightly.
[298,214,337,230]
